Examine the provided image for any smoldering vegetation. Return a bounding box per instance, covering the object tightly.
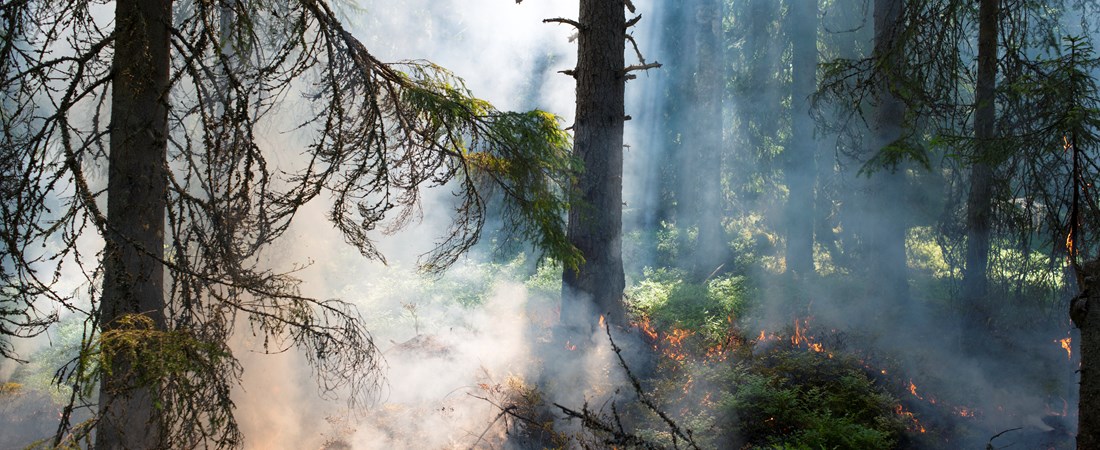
[3,0,1100,449]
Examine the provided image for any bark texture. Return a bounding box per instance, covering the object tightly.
[1074,261,1100,449]
[562,0,627,328]
[784,0,818,276]
[961,0,998,310]
[678,0,726,280]
[96,0,171,447]
[864,0,909,301]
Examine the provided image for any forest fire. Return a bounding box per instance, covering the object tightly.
[638,317,659,343]
[895,405,927,433]
[790,318,831,356]
[1058,335,1072,360]
[908,380,923,400]
[663,327,693,362]
[633,316,703,363]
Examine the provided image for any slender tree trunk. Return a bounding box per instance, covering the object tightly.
[784,0,818,277]
[562,0,627,329]
[868,0,909,302]
[679,0,726,280]
[1074,261,1100,448]
[962,0,998,314]
[97,0,171,448]
[633,5,686,269]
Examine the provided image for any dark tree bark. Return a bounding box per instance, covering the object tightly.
[1074,261,1100,449]
[962,0,998,310]
[678,0,726,280]
[562,0,627,328]
[784,0,818,277]
[865,0,909,301]
[96,0,172,448]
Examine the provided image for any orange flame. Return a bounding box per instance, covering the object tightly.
[638,317,658,342]
[758,330,766,341]
[895,405,927,433]
[908,380,923,400]
[667,328,692,346]
[662,327,694,362]
[792,320,804,346]
[599,315,606,329]
[790,318,832,357]
[1058,336,1072,360]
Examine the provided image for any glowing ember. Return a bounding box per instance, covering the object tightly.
[955,407,975,418]
[1058,336,1072,360]
[705,342,731,362]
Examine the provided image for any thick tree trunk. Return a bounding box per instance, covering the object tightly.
[1074,261,1100,448]
[678,0,726,280]
[784,0,818,277]
[864,0,910,302]
[96,0,171,448]
[962,0,998,314]
[562,0,627,329]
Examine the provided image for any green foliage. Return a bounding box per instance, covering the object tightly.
[397,63,582,272]
[721,351,903,449]
[524,259,563,301]
[628,267,751,344]
[95,315,236,398]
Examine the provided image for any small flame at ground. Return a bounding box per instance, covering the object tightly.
[564,340,576,351]
[599,315,605,329]
[638,317,658,342]
[663,327,693,362]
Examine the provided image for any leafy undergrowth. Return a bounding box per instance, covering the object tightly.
[608,269,959,449]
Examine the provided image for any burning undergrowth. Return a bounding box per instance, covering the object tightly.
[611,265,1079,449]
[2,253,1079,449]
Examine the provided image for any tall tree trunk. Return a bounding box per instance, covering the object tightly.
[97,0,171,448]
[1074,261,1100,448]
[562,0,627,329]
[962,0,998,315]
[635,5,683,269]
[678,0,726,280]
[784,0,818,277]
[867,0,909,302]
